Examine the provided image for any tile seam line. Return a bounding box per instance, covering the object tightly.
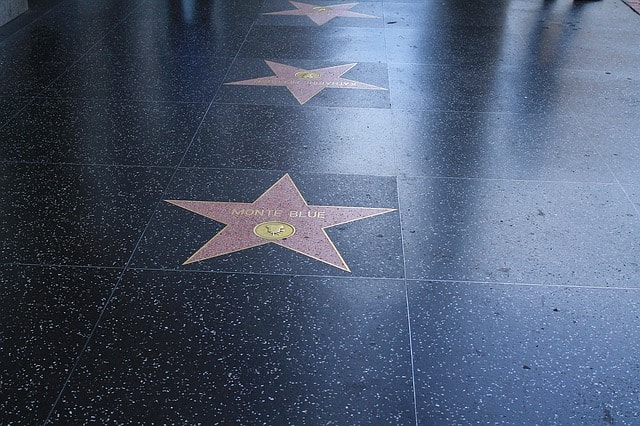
[0,0,67,46]
[6,261,639,291]
[390,108,581,118]
[123,266,405,281]
[181,169,398,179]
[176,165,396,179]
[5,263,640,292]
[399,218,419,426]
[166,166,618,188]
[40,1,173,423]
[379,24,424,415]
[386,59,639,76]
[566,111,640,219]
[398,174,620,185]
[72,52,234,58]
[404,278,640,292]
[2,160,175,169]
[616,183,640,218]
[30,95,209,105]
[8,262,123,271]
[2,160,397,180]
[42,8,274,421]
[0,102,34,132]
[384,10,419,424]
[2,160,618,187]
[4,262,404,282]
[2,0,147,133]
[207,103,395,112]
[388,106,568,114]
[211,100,391,110]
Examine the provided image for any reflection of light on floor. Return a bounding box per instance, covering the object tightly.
[491,1,538,110]
[490,0,573,115]
[181,0,196,23]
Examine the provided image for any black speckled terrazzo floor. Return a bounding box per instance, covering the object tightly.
[1,0,639,424]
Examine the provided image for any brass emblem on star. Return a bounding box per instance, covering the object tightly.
[295,71,321,80]
[312,6,332,12]
[254,221,296,240]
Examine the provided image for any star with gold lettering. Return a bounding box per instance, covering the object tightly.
[225,60,386,105]
[264,1,379,25]
[166,174,395,272]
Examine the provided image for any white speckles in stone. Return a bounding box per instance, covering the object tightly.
[48,270,414,424]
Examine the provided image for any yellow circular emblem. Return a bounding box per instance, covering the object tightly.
[313,6,333,12]
[295,71,321,80]
[253,221,296,240]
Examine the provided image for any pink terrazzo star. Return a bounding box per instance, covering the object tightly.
[225,60,386,105]
[264,1,379,25]
[166,174,395,272]
[622,0,640,14]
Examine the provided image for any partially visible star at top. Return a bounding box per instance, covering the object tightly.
[225,60,386,105]
[264,1,379,26]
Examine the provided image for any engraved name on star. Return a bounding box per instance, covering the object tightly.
[264,1,379,26]
[165,174,395,272]
[225,60,386,105]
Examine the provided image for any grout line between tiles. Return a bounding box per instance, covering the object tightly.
[8,260,640,292]
[565,105,640,219]
[404,277,640,292]
[41,7,274,422]
[40,0,193,422]
[383,7,419,423]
